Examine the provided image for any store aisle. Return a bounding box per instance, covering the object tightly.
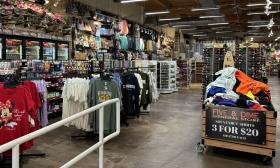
[21,77,280,168]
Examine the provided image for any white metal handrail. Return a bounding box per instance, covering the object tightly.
[0,98,121,168]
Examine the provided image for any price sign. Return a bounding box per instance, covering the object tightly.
[205,105,266,145]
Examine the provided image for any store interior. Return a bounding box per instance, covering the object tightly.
[0,0,280,167]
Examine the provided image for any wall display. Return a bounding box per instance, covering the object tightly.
[205,105,266,145]
[43,42,55,60]
[6,38,23,60]
[26,40,40,60]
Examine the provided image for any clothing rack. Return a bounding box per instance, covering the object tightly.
[0,71,46,166]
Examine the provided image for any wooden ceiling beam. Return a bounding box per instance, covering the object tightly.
[153,0,172,9]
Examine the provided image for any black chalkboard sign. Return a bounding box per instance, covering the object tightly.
[205,105,266,145]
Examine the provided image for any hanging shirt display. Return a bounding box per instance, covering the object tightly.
[122,73,141,117]
[0,85,38,151]
[88,79,121,134]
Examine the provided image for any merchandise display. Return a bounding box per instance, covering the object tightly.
[0,0,279,167]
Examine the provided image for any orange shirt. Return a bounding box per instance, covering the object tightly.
[235,70,271,99]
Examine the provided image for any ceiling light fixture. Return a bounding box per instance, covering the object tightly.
[159,17,181,21]
[208,22,229,26]
[180,28,197,31]
[248,25,268,27]
[267,17,274,29]
[216,31,232,34]
[264,0,273,15]
[145,10,170,15]
[247,2,280,6]
[191,7,219,11]
[248,21,269,24]
[247,11,280,15]
[193,34,207,37]
[247,3,266,6]
[268,30,274,37]
[121,0,147,3]
[199,15,224,19]
[172,25,192,28]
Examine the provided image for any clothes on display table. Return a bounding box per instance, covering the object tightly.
[204,67,273,111]
[0,82,40,153]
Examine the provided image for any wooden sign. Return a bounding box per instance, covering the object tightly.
[223,51,235,68]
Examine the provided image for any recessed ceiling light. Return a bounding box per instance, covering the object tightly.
[208,22,229,26]
[145,10,170,15]
[121,0,147,3]
[191,7,219,11]
[199,15,224,19]
[159,17,181,21]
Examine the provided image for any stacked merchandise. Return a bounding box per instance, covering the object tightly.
[204,67,273,111]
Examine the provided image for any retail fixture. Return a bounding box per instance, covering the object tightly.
[157,61,177,94]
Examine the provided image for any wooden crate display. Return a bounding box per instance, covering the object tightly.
[201,105,277,157]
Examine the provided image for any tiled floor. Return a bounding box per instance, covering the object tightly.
[3,77,280,168]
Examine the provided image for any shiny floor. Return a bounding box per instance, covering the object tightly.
[16,77,280,167]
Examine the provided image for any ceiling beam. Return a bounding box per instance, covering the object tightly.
[154,0,173,9]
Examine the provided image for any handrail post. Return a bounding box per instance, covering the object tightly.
[99,107,104,168]
[116,101,120,132]
[12,144,20,168]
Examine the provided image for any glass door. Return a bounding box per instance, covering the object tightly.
[43,42,55,60]
[6,38,23,60]
[26,40,40,60]
[57,43,69,60]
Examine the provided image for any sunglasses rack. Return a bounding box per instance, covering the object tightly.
[235,43,265,81]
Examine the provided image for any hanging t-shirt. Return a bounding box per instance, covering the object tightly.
[88,79,120,134]
[122,73,140,117]
[120,19,129,35]
[119,35,128,50]
[140,72,151,106]
[0,85,38,152]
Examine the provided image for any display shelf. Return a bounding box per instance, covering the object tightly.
[157,61,177,94]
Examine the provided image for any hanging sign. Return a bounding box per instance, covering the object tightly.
[205,105,266,145]
[249,43,260,48]
[214,43,224,48]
